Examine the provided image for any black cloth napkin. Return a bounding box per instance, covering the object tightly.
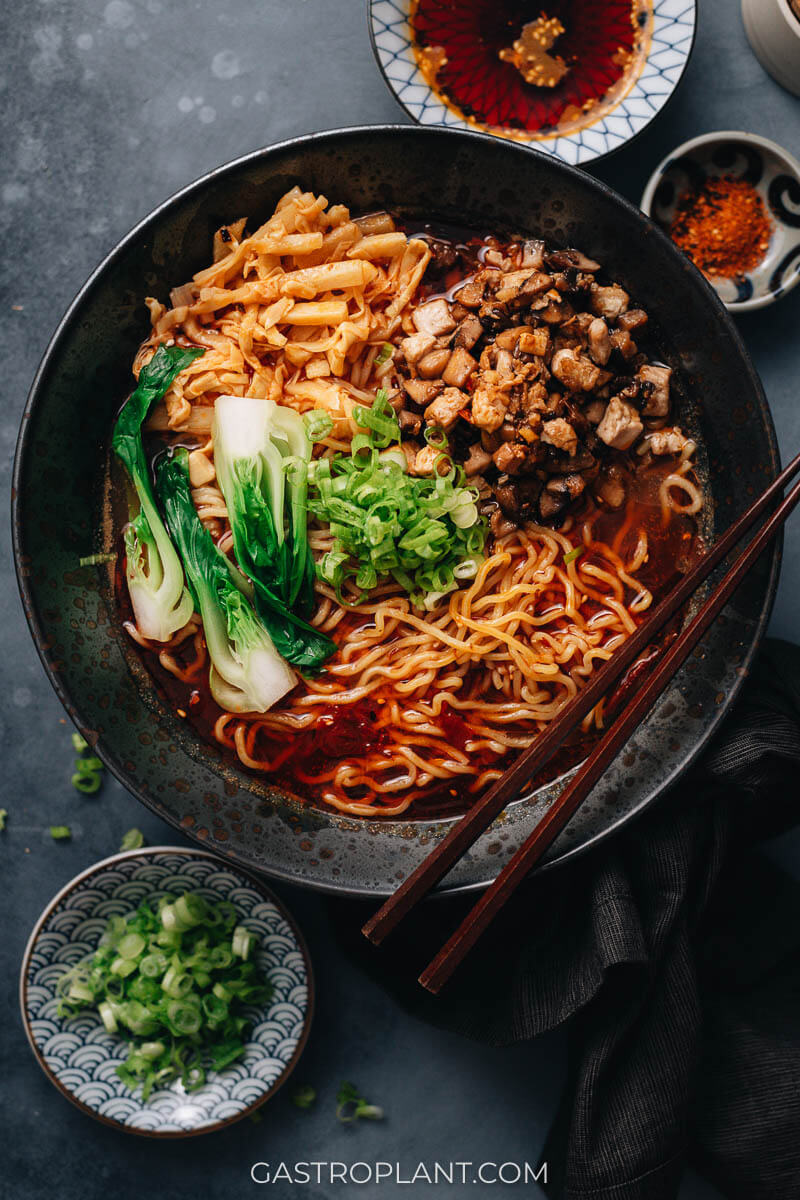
[329,638,800,1200]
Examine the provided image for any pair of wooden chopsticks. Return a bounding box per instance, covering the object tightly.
[363,449,800,993]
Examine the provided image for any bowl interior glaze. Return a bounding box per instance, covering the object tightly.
[13,126,779,897]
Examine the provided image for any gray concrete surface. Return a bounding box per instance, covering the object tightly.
[2,1,798,1197]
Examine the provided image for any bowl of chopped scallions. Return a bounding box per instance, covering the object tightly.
[20,847,313,1135]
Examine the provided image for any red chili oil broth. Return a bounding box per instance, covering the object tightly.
[410,0,650,140]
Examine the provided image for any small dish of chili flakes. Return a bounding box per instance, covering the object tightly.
[641,130,800,313]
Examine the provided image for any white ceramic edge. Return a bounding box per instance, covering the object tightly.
[640,128,800,313]
[742,0,800,98]
[368,0,698,167]
[19,845,314,1138]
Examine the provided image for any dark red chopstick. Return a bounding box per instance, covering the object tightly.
[418,465,800,993]
[363,448,800,948]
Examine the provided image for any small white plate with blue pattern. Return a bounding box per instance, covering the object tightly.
[368,0,697,167]
[20,847,313,1137]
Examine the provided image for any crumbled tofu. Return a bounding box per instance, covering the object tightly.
[471,383,509,432]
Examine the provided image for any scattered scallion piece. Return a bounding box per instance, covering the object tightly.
[304,408,334,443]
[291,1084,317,1110]
[71,732,88,753]
[563,546,584,567]
[336,1080,384,1123]
[375,342,393,365]
[0,809,7,831]
[57,891,271,1100]
[308,390,486,605]
[79,552,118,567]
[50,825,72,841]
[120,828,145,851]
[71,734,105,795]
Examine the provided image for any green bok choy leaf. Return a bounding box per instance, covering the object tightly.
[212,394,335,671]
[156,448,296,713]
[112,344,204,642]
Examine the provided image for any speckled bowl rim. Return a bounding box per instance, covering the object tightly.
[366,0,698,166]
[11,125,781,897]
[640,129,800,312]
[19,846,315,1138]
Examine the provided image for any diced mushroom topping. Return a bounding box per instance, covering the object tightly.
[402,377,443,406]
[424,387,467,431]
[412,297,457,337]
[638,364,672,417]
[453,314,483,349]
[617,308,648,333]
[587,317,611,366]
[596,397,643,450]
[550,347,602,392]
[590,284,629,320]
[410,444,449,476]
[400,331,436,364]
[464,443,493,476]
[541,417,578,456]
[398,409,422,436]
[416,347,452,379]
[386,233,680,530]
[648,428,690,455]
[442,346,477,388]
[520,239,545,269]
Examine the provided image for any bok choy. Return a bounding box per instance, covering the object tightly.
[156,448,296,713]
[212,394,335,671]
[112,344,204,642]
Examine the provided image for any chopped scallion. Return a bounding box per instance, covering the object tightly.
[50,825,71,841]
[563,546,584,567]
[375,342,393,364]
[56,890,271,1100]
[120,828,145,852]
[291,1084,317,1110]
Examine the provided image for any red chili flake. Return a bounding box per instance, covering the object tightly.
[669,175,771,279]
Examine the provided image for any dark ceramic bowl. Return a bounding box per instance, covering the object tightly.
[13,126,780,898]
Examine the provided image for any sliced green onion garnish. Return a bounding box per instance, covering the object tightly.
[71,732,89,753]
[55,890,272,1100]
[50,825,71,841]
[304,408,335,443]
[98,1000,118,1033]
[117,932,145,960]
[307,391,487,605]
[375,342,393,364]
[232,926,256,960]
[0,809,7,832]
[563,546,584,566]
[291,1084,317,1110]
[120,828,145,851]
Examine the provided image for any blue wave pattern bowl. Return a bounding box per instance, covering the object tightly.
[641,130,800,312]
[368,0,696,166]
[20,848,313,1136]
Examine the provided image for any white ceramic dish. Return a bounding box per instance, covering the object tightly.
[20,847,313,1136]
[742,0,800,98]
[641,130,800,312]
[368,0,697,166]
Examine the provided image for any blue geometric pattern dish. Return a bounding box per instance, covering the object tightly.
[641,130,800,312]
[368,0,697,166]
[20,848,313,1137]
